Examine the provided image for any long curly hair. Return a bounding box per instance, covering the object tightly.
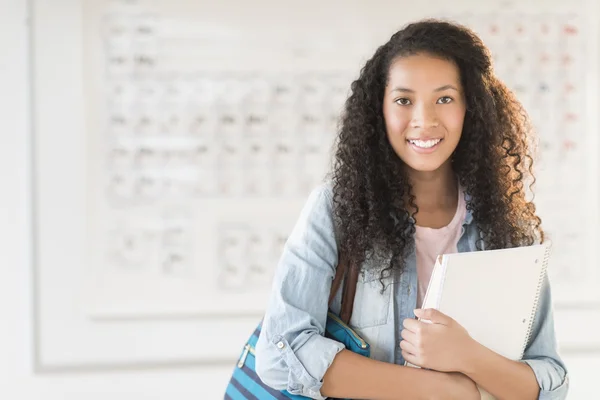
[330,19,544,279]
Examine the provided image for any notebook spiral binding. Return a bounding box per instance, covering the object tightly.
[520,244,551,358]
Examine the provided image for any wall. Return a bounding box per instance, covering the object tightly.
[0,0,598,398]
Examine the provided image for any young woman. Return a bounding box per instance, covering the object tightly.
[255,19,568,399]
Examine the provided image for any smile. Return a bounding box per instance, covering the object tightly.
[407,138,443,149]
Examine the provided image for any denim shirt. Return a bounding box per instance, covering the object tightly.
[255,183,569,399]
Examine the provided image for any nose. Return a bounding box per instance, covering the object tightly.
[410,102,439,129]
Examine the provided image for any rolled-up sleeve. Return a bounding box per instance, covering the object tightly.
[255,184,345,399]
[520,274,569,399]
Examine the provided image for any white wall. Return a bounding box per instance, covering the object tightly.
[1,1,599,399]
[0,0,230,398]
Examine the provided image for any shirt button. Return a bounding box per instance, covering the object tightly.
[276,341,285,349]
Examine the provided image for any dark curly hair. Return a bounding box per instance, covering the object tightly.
[330,19,544,280]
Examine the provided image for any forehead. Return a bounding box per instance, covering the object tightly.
[386,53,462,89]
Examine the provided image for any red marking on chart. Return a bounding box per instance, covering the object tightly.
[564,25,578,35]
[562,140,576,151]
[565,113,578,122]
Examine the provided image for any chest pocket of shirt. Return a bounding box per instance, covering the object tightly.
[349,270,393,329]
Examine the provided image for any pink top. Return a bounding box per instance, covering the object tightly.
[415,188,467,308]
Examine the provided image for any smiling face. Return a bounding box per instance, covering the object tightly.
[383,53,467,173]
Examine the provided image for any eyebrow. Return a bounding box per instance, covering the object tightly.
[390,84,460,93]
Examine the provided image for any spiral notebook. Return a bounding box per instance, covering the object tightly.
[405,244,551,399]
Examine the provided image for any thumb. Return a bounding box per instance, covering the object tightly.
[414,308,452,325]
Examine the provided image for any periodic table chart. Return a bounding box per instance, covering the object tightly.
[442,9,599,304]
[84,0,599,318]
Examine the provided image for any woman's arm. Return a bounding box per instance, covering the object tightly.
[401,277,569,400]
[321,349,480,400]
[518,275,569,398]
[402,309,539,398]
[255,184,343,399]
[463,274,569,399]
[461,341,539,399]
[255,184,479,399]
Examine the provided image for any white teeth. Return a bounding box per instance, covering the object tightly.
[408,139,441,148]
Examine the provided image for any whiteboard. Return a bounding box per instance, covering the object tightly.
[33,0,600,369]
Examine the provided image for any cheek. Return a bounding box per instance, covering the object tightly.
[384,107,411,138]
[441,107,466,134]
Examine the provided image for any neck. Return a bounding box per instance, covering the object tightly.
[406,161,457,212]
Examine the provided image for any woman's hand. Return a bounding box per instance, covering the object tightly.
[400,308,476,373]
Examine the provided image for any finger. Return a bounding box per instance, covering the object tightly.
[403,318,432,337]
[399,339,418,355]
[414,308,452,325]
[401,350,421,367]
[400,328,417,344]
[402,317,421,333]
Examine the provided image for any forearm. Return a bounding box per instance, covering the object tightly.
[321,349,452,400]
[461,341,539,400]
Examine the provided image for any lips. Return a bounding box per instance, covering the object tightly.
[407,138,443,149]
[406,138,443,154]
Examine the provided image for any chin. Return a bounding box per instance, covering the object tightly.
[412,165,442,173]
[404,160,446,173]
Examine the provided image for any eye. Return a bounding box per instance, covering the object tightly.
[437,96,453,104]
[395,98,411,106]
